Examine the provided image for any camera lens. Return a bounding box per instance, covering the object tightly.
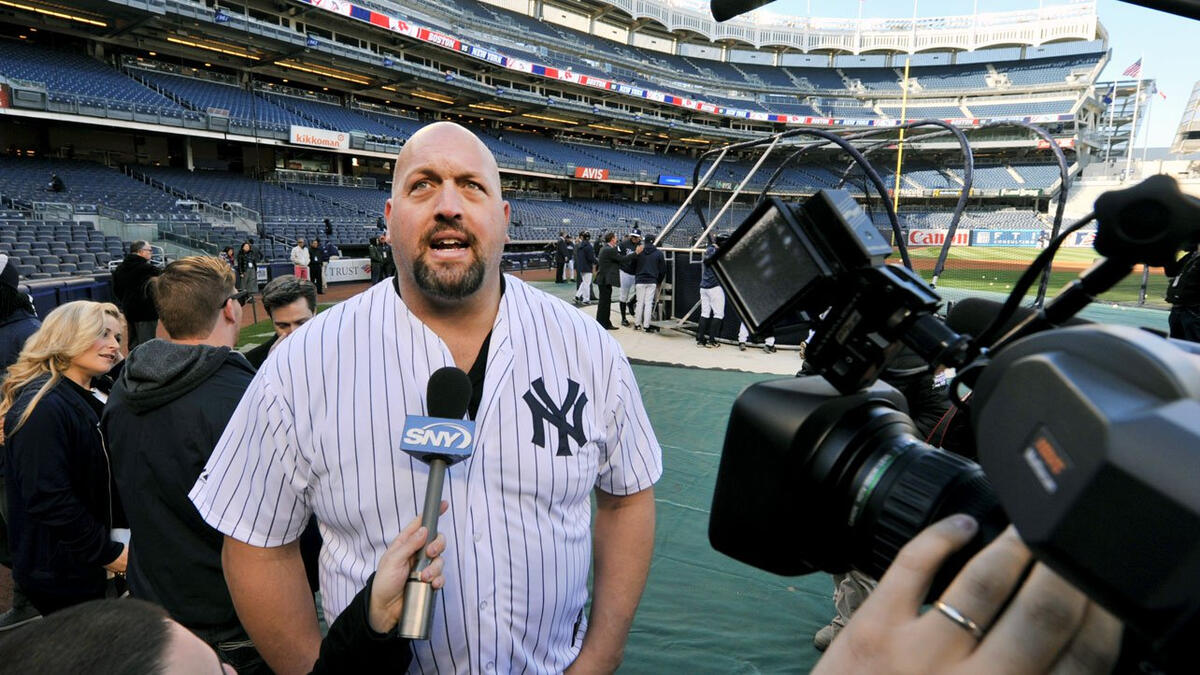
[842,431,1007,597]
[710,376,1007,598]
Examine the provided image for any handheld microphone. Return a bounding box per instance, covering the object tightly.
[397,366,474,639]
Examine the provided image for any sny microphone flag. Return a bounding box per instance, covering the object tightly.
[1123,58,1142,78]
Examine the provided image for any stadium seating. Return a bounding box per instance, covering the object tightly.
[0,41,194,119]
[133,69,312,133]
[261,93,405,139]
[0,157,199,222]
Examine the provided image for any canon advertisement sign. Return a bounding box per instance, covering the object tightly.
[906,229,971,247]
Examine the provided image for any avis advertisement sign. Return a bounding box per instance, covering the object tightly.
[289,125,349,150]
[574,166,609,180]
[906,229,971,247]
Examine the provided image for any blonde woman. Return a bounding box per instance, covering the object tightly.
[0,301,128,615]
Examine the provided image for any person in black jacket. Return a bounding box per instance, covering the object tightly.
[102,256,270,673]
[0,301,128,615]
[553,231,570,283]
[573,231,597,306]
[234,241,261,294]
[309,238,326,294]
[0,255,41,632]
[633,237,666,333]
[595,232,635,330]
[111,241,161,352]
[0,512,448,674]
[0,256,38,379]
[617,230,640,326]
[1167,243,1200,342]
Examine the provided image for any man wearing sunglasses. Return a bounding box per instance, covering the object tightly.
[101,256,268,674]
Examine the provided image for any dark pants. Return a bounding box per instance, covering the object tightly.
[24,586,107,616]
[191,623,271,675]
[1169,305,1200,342]
[555,258,565,283]
[309,264,324,293]
[370,263,381,285]
[596,284,615,328]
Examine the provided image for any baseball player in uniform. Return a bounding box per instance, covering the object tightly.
[190,122,662,675]
[617,230,640,326]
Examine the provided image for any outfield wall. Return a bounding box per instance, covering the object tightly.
[904,229,1094,248]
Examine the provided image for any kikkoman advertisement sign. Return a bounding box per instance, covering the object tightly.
[290,125,350,150]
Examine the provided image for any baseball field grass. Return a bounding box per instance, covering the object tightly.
[902,246,1170,307]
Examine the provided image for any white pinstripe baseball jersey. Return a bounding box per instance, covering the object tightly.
[189,275,663,674]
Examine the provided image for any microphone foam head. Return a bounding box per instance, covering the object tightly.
[426,366,473,419]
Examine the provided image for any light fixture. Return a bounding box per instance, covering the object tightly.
[148,51,156,56]
[0,1,106,27]
[588,123,634,134]
[166,36,259,60]
[521,113,576,125]
[468,102,514,114]
[411,90,455,104]
[273,60,371,86]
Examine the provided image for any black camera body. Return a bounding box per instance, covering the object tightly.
[706,180,1200,670]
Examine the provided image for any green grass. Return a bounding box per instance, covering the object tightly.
[902,247,1170,308]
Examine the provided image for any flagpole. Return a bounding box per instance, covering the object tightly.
[1140,88,1154,167]
[1123,55,1143,182]
[1104,82,1117,164]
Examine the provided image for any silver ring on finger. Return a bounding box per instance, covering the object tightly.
[934,600,986,640]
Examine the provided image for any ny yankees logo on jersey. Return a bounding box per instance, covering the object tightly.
[523,377,587,456]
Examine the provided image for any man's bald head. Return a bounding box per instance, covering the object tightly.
[392,122,501,194]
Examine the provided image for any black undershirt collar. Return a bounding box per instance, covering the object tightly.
[391,274,503,420]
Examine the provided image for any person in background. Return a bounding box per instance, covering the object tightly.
[565,233,576,283]
[0,301,127,615]
[595,231,634,330]
[634,234,666,333]
[111,241,160,352]
[46,173,64,193]
[617,230,640,326]
[243,275,317,370]
[323,218,334,239]
[573,230,596,306]
[102,256,267,673]
[319,238,339,291]
[1166,242,1200,342]
[553,231,569,283]
[0,255,41,632]
[696,235,725,348]
[738,322,776,353]
[0,512,448,674]
[235,241,261,295]
[368,237,384,286]
[378,231,396,279]
[308,238,326,295]
[219,246,236,272]
[290,238,310,280]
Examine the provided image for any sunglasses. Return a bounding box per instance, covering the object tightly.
[220,290,252,310]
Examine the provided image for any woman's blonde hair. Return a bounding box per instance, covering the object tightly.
[0,301,122,443]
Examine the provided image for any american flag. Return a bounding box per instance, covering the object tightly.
[1122,58,1142,78]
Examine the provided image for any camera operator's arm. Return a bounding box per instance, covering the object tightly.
[813,516,1121,675]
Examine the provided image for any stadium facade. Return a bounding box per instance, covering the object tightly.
[0,0,1156,291]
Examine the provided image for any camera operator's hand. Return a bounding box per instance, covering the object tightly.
[812,516,1122,674]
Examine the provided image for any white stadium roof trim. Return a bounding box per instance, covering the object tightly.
[582,0,1104,53]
